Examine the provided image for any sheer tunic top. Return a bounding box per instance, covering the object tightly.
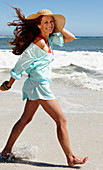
[10,33,64,101]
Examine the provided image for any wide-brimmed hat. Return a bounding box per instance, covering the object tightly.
[26,9,66,33]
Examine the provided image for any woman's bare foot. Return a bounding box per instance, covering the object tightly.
[1,150,15,161]
[67,155,88,167]
[2,149,10,157]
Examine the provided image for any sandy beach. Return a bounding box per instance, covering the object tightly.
[0,80,103,170]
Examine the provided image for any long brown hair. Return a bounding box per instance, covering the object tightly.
[8,6,43,55]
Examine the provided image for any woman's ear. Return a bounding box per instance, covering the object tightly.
[37,24,41,29]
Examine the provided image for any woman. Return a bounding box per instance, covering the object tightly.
[0,6,88,167]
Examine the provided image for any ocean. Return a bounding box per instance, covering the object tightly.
[0,35,103,92]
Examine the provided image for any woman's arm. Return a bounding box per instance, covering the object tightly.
[60,28,75,43]
[0,77,15,91]
[7,77,15,87]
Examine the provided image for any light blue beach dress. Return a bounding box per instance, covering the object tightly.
[10,33,64,101]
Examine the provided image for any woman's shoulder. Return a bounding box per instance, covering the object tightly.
[33,35,45,50]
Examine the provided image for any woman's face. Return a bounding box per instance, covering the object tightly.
[38,15,55,35]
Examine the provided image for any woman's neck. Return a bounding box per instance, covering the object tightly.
[40,32,52,53]
[40,32,49,42]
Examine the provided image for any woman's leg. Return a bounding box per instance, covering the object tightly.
[39,99,88,167]
[2,99,39,157]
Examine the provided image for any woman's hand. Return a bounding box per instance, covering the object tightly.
[0,77,15,91]
[0,81,11,91]
[0,84,7,91]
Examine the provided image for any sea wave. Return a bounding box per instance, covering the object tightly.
[0,49,103,91]
[52,72,103,91]
[52,50,103,91]
[0,36,7,38]
[0,35,13,38]
[0,49,19,68]
[53,50,103,71]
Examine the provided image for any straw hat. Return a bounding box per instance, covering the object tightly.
[26,9,66,32]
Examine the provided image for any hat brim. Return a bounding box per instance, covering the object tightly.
[26,13,65,33]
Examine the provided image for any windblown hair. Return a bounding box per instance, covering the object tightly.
[8,6,43,55]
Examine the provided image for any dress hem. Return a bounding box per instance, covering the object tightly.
[23,96,56,101]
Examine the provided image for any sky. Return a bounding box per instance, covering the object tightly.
[0,0,103,36]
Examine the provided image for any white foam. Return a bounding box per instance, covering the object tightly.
[53,50,103,71]
[0,50,20,69]
[1,49,103,71]
[0,36,8,38]
[52,72,103,91]
[1,49,103,91]
[12,142,38,160]
[51,50,103,91]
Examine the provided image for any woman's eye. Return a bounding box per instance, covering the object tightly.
[50,21,54,23]
[44,21,48,24]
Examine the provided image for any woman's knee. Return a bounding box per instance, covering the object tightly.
[19,100,39,125]
[19,115,33,126]
[56,114,67,127]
